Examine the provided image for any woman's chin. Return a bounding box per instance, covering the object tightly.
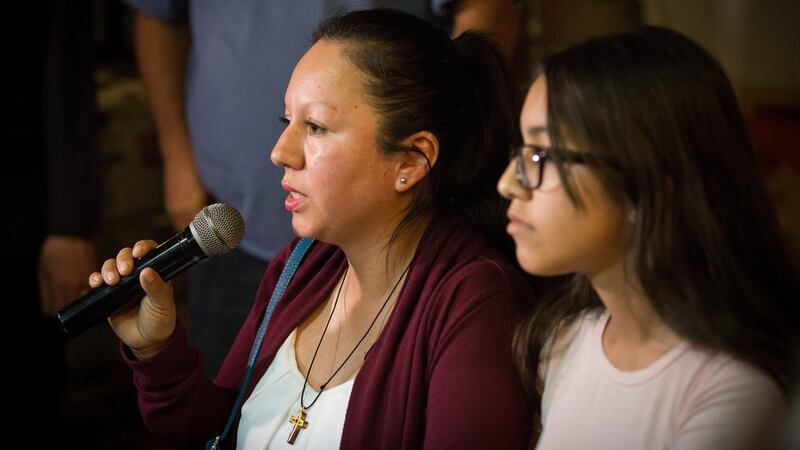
[290,220,316,240]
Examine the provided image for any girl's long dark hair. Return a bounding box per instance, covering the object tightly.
[514,25,800,424]
[313,9,516,256]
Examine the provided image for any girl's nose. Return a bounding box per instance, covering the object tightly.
[498,160,530,200]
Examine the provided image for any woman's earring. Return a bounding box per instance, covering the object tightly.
[400,177,407,184]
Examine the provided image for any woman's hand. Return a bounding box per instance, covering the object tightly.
[88,240,177,360]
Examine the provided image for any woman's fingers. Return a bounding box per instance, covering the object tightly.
[87,240,159,287]
[100,258,121,285]
[116,247,134,275]
[132,240,158,258]
[139,268,171,310]
[88,271,104,288]
[87,240,161,292]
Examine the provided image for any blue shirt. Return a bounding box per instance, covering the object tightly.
[124,0,454,260]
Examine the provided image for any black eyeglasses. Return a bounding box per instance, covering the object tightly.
[513,144,590,191]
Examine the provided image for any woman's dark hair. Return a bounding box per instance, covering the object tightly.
[513,25,800,423]
[313,9,516,253]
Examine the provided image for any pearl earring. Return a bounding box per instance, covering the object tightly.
[400,178,407,184]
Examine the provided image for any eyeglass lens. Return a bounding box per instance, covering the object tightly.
[516,146,544,190]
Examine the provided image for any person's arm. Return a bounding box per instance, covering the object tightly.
[108,237,296,448]
[423,263,532,449]
[39,237,97,316]
[450,0,522,63]
[122,322,238,449]
[97,237,255,448]
[38,0,98,316]
[133,11,206,230]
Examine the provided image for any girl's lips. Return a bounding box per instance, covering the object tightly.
[506,213,532,234]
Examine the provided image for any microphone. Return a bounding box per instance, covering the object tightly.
[57,203,245,337]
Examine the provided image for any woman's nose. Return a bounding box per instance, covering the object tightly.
[270,124,304,169]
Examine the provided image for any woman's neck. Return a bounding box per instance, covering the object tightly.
[338,215,429,304]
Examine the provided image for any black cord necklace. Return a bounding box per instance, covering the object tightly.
[287,261,413,444]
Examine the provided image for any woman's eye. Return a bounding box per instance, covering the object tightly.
[305,121,326,135]
[278,116,290,127]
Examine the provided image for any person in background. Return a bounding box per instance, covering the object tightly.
[122,0,524,378]
[498,26,799,449]
[5,1,99,448]
[91,9,532,449]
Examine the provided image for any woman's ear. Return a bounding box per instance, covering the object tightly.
[395,131,439,192]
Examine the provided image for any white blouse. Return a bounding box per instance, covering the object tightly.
[237,329,355,450]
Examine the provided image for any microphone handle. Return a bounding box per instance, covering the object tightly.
[57,228,207,337]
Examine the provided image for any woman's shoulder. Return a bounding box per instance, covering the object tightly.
[417,245,531,313]
[266,238,338,268]
[254,239,343,306]
[417,216,527,289]
[403,252,533,357]
[261,239,342,282]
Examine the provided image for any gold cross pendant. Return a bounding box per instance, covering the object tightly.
[287,408,309,444]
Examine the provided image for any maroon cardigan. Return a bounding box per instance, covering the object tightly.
[123,216,533,449]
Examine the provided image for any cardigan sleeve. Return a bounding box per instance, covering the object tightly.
[121,322,237,449]
[422,258,532,449]
[121,241,297,449]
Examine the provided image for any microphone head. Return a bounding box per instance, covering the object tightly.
[189,203,245,256]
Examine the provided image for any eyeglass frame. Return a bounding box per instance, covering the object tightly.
[513,144,591,191]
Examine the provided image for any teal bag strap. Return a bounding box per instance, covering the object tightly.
[207,238,315,450]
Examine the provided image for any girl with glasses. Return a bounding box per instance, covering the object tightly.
[498,26,799,449]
